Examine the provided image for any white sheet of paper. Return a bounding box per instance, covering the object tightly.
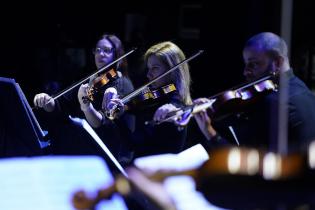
[164,175,230,210]
[0,156,127,210]
[134,143,209,173]
[133,145,228,210]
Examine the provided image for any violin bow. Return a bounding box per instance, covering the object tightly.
[106,50,204,119]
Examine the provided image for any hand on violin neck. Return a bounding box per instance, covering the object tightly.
[78,84,92,111]
[102,87,124,120]
[153,103,179,123]
[102,87,119,110]
[193,97,212,105]
[193,98,217,140]
[195,111,217,141]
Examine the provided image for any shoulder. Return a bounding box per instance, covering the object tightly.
[114,76,134,96]
[289,75,314,96]
[118,76,134,90]
[168,97,185,109]
[119,76,134,86]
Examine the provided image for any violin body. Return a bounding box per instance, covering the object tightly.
[138,83,176,101]
[209,79,277,120]
[153,76,278,126]
[86,68,119,101]
[92,69,118,89]
[105,83,178,120]
[126,83,177,113]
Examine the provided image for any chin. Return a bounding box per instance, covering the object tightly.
[245,77,254,82]
[97,63,105,69]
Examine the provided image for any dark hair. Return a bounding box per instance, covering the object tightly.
[244,32,289,61]
[99,34,129,76]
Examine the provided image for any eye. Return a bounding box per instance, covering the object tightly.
[93,48,102,54]
[151,66,160,72]
[93,47,114,54]
[103,47,114,54]
[247,61,259,69]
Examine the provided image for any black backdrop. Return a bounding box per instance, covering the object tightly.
[0,0,314,124]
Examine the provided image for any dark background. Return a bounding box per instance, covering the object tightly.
[0,0,314,103]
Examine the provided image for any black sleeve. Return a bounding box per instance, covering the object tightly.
[115,76,134,97]
[35,86,83,125]
[185,116,230,151]
[288,91,315,151]
[106,76,136,132]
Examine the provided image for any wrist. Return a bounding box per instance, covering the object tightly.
[207,123,216,136]
[44,102,55,112]
[81,103,93,112]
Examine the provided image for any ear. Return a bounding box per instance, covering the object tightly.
[273,55,284,70]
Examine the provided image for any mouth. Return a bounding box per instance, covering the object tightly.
[97,60,109,67]
[244,74,255,82]
[244,70,253,78]
[97,59,107,64]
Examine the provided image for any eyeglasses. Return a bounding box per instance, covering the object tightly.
[93,47,114,55]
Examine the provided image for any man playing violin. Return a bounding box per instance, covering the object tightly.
[194,32,315,152]
[86,41,193,160]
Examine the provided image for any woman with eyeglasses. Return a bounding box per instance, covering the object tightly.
[33,34,135,165]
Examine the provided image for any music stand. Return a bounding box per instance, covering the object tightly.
[0,77,43,157]
[69,116,128,177]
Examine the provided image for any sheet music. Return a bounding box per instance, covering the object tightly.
[0,156,128,210]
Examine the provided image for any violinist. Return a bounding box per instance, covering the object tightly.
[33,34,135,162]
[92,41,193,159]
[194,32,315,152]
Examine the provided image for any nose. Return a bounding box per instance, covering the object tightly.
[243,63,252,74]
[99,51,106,57]
[243,68,249,77]
[147,70,153,81]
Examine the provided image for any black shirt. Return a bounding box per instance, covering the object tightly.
[209,69,315,153]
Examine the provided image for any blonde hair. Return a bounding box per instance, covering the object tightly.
[144,41,192,105]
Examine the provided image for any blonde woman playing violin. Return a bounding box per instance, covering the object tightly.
[92,41,193,160]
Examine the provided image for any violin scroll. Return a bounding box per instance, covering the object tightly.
[72,175,131,210]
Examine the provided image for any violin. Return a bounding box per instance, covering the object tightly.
[84,68,119,102]
[139,84,176,101]
[34,48,136,109]
[105,83,178,120]
[209,75,277,120]
[149,74,278,126]
[127,83,177,110]
[106,50,204,120]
